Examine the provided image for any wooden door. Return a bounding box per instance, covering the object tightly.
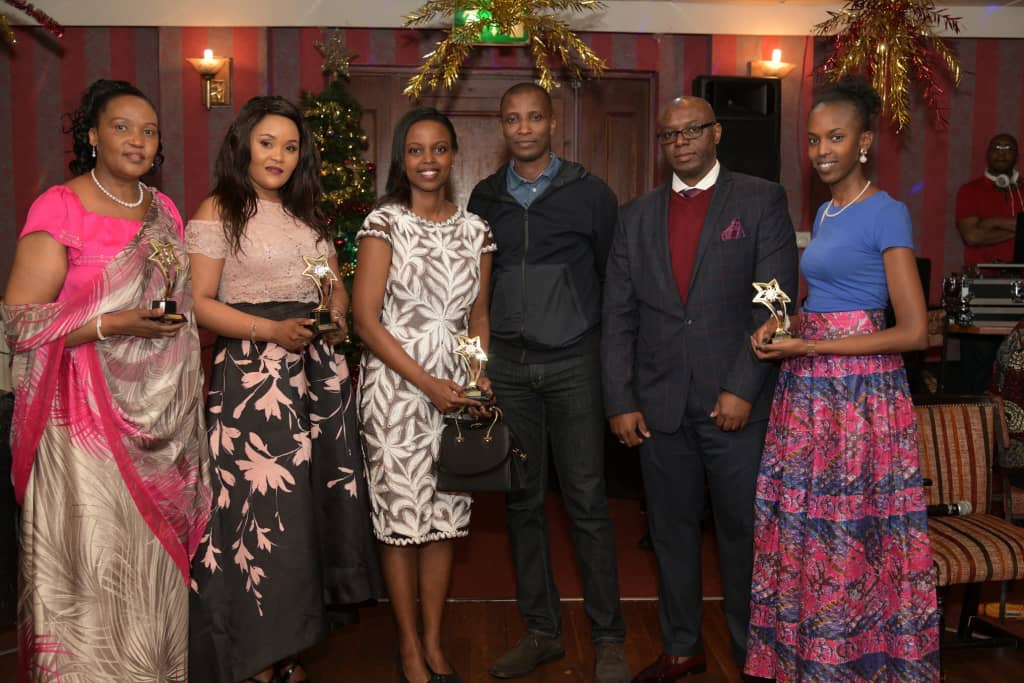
[576,75,655,204]
[346,69,653,208]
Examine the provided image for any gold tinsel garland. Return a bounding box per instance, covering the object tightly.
[814,0,962,132]
[402,0,606,97]
[0,15,12,45]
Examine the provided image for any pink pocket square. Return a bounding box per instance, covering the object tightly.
[720,219,746,241]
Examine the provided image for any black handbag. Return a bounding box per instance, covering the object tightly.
[436,408,527,493]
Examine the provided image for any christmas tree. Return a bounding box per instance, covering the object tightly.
[302,78,376,279]
[302,33,376,359]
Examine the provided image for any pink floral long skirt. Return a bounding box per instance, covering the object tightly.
[745,310,940,682]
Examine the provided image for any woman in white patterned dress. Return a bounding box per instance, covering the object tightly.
[353,107,495,683]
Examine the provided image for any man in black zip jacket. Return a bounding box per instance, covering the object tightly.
[467,82,627,683]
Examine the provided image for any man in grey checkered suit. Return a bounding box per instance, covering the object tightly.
[602,96,798,682]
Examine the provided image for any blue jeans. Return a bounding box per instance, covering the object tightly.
[488,349,625,643]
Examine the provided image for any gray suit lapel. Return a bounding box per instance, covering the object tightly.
[686,166,733,298]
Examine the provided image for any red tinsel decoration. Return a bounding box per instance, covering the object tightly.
[3,0,65,44]
[815,1,961,131]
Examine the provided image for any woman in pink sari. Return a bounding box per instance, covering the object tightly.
[1,79,212,682]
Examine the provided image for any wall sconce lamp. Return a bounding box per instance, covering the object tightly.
[748,49,795,79]
[186,49,232,109]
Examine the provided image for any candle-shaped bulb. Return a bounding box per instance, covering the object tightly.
[771,48,782,65]
[203,48,213,60]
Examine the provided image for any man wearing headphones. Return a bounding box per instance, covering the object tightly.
[957,133,1021,265]
[955,133,1022,391]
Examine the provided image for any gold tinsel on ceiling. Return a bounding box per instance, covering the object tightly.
[814,1,962,132]
[402,0,607,98]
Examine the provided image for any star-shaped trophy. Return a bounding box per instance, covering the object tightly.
[302,255,341,335]
[148,239,187,323]
[453,335,491,402]
[752,278,792,340]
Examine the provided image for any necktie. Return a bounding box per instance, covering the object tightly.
[680,188,703,198]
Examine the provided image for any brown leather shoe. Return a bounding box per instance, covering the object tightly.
[489,634,565,679]
[631,652,707,682]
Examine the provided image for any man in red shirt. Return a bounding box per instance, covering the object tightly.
[956,133,1021,265]
[955,133,1022,392]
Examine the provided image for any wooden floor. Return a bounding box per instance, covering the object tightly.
[1,600,1022,681]
[6,599,1010,682]
[307,600,1024,682]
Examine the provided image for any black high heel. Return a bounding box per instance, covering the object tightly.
[426,663,463,683]
[396,654,434,683]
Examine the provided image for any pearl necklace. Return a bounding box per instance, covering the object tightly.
[90,168,145,208]
[820,180,871,225]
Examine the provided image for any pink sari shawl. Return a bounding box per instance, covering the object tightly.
[1,195,212,582]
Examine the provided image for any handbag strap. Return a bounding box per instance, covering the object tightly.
[449,406,503,444]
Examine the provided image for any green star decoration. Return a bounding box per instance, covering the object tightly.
[402,0,607,97]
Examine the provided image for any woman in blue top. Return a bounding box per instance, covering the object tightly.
[743,77,940,682]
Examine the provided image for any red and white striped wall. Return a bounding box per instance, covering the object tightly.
[2,27,1021,303]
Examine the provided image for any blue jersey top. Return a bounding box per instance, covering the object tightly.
[802,191,915,313]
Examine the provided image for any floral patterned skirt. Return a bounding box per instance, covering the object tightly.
[189,301,380,682]
[744,310,940,683]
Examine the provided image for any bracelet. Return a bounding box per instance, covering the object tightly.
[250,318,257,345]
[806,340,817,357]
[96,314,107,341]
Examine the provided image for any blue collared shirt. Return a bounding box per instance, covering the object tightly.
[507,154,562,208]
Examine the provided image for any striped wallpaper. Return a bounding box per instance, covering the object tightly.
[2,26,1021,304]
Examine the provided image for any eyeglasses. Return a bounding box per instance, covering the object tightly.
[992,144,1017,152]
[657,122,716,145]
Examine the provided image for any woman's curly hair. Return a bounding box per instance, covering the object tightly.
[64,79,164,177]
[812,75,883,133]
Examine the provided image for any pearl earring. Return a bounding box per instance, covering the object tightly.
[91,146,97,158]
[859,149,868,164]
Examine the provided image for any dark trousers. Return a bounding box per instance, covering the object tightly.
[488,350,625,643]
[639,391,766,664]
[958,335,1002,393]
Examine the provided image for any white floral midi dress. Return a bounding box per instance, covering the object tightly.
[357,203,495,545]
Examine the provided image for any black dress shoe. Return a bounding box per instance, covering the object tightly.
[632,652,706,682]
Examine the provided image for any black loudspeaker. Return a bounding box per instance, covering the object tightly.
[693,76,781,182]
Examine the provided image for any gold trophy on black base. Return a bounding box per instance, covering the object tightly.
[148,239,187,323]
[453,335,491,402]
[752,278,792,341]
[302,255,340,335]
